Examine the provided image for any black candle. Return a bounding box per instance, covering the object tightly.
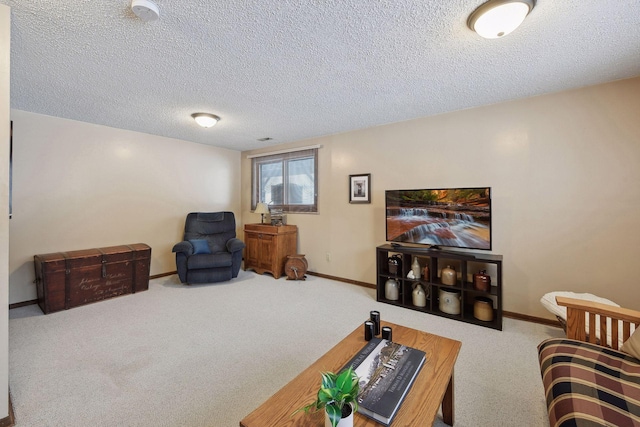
[364,321,374,341]
[370,310,381,335]
[381,326,392,341]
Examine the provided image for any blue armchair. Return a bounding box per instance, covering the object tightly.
[172,212,245,284]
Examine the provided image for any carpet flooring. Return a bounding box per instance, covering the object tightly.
[9,271,563,426]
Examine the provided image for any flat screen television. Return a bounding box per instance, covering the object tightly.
[385,187,491,250]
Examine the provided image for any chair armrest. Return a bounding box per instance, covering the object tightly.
[226,238,245,253]
[172,241,194,256]
[556,296,640,349]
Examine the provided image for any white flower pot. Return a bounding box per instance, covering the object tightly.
[324,405,354,427]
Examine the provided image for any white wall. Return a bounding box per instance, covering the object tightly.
[1,4,10,419]
[9,110,241,304]
[241,77,640,320]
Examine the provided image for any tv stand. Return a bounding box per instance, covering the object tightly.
[376,244,502,330]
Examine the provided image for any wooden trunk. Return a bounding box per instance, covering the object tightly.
[34,243,151,314]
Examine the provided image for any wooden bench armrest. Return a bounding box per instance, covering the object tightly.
[556,296,640,349]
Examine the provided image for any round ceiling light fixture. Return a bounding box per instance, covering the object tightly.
[191,113,221,128]
[468,0,535,39]
[131,0,160,22]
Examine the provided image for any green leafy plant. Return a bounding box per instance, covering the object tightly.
[294,366,360,427]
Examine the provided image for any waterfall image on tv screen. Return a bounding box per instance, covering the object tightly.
[386,187,491,250]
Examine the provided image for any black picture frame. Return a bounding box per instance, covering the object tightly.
[349,173,371,204]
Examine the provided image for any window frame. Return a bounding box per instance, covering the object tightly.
[251,148,318,213]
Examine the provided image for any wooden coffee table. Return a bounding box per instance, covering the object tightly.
[240,321,462,426]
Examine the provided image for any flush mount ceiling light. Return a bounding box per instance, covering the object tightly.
[468,0,535,39]
[191,113,221,128]
[131,0,160,22]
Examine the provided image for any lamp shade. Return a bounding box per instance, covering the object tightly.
[254,203,269,215]
[191,113,220,128]
[468,0,534,39]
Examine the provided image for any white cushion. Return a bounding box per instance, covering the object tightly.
[622,327,640,360]
[540,291,619,319]
[540,291,624,348]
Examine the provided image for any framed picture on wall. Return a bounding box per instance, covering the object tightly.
[349,173,371,204]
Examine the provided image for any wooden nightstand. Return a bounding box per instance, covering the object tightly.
[244,224,298,279]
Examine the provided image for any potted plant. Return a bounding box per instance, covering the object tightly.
[294,366,360,427]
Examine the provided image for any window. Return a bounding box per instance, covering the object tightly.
[251,148,318,213]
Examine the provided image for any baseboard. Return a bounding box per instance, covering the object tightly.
[8,300,37,310]
[306,271,376,289]
[307,271,562,328]
[503,310,562,328]
[150,271,177,279]
[9,270,562,328]
[0,391,15,427]
[8,272,178,310]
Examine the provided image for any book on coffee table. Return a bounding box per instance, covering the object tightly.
[343,337,426,425]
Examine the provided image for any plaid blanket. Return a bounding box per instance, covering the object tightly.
[538,338,640,427]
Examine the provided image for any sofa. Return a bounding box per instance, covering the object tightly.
[538,297,640,427]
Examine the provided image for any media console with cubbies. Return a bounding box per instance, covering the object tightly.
[376,244,503,330]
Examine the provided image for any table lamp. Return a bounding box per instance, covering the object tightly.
[255,202,269,224]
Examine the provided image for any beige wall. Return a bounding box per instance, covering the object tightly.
[9,110,241,304]
[241,77,640,320]
[1,4,10,419]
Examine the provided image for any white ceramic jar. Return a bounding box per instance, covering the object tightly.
[385,278,399,300]
[411,257,421,279]
[439,288,461,315]
[412,283,427,307]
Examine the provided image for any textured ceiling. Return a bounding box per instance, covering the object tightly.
[2,0,639,151]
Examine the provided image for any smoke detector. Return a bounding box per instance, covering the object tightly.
[131,0,159,22]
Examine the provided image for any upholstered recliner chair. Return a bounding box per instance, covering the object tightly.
[172,212,245,284]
